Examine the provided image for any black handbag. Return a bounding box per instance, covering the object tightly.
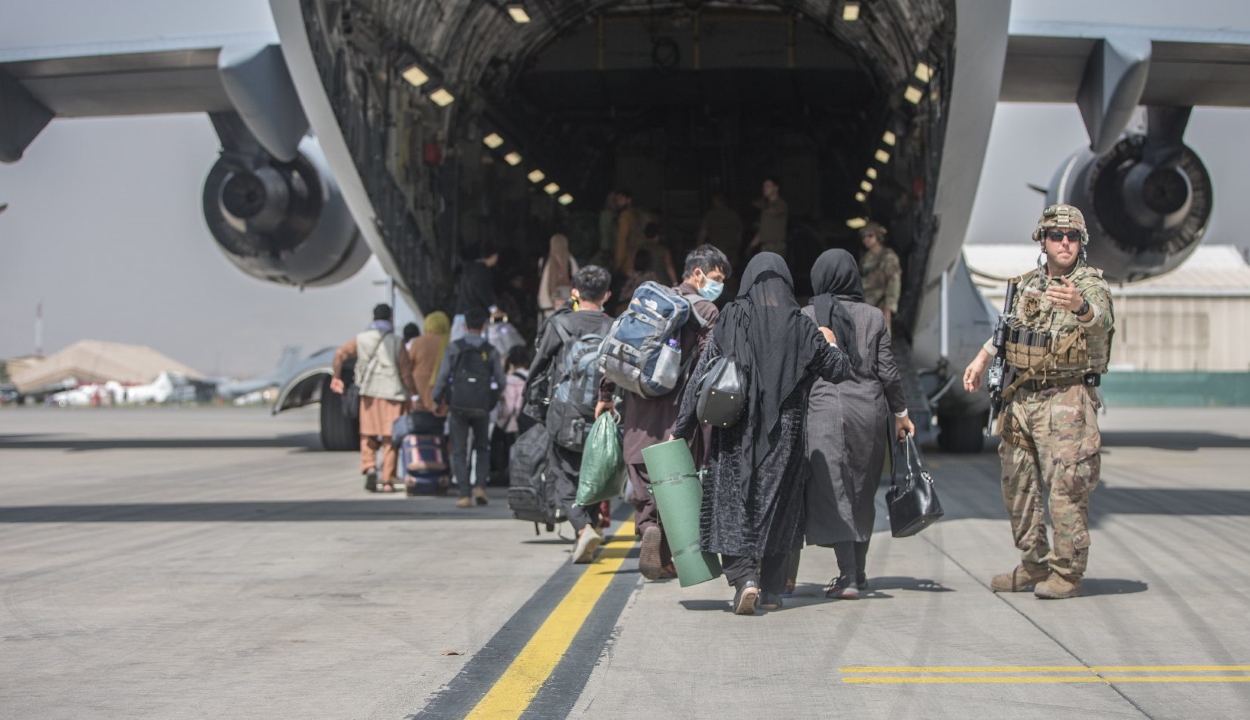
[343,383,361,420]
[886,434,944,538]
[695,356,748,428]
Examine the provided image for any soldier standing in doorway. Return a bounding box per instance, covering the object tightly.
[963,204,1115,600]
[859,221,901,331]
[747,177,788,259]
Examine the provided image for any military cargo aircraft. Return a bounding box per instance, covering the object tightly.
[4,1,1249,451]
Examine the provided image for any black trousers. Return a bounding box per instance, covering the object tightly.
[834,540,871,581]
[448,409,491,498]
[549,443,600,532]
[722,554,789,594]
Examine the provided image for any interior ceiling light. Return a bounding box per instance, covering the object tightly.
[855,192,867,203]
[483,133,504,149]
[429,88,455,107]
[866,168,878,180]
[883,130,897,146]
[842,2,860,21]
[527,169,546,183]
[401,64,429,87]
[507,3,531,23]
[504,152,523,166]
[875,149,891,164]
[915,62,934,83]
[904,85,924,104]
[846,217,868,229]
[544,182,560,195]
[860,180,873,193]
[558,193,574,206]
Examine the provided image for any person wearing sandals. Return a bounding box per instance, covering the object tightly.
[802,250,914,599]
[673,253,849,615]
[331,304,417,493]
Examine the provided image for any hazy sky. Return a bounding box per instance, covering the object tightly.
[3,0,1250,375]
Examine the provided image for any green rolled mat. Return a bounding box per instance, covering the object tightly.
[642,439,722,587]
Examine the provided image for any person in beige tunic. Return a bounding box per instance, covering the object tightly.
[331,304,415,492]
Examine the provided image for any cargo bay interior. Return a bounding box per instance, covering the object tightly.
[300,0,955,335]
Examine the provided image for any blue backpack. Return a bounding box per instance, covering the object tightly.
[599,281,708,397]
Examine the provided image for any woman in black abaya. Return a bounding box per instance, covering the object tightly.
[674,253,848,615]
[803,249,913,599]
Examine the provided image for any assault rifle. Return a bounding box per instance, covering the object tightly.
[986,281,1018,436]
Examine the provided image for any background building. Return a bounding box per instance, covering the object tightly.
[964,244,1250,405]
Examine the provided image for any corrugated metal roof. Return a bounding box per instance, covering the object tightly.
[11,340,202,393]
[965,244,1250,297]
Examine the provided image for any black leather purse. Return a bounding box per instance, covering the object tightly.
[886,434,945,538]
[695,356,748,428]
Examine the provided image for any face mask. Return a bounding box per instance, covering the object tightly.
[698,278,724,301]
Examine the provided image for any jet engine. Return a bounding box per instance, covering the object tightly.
[1049,112,1212,283]
[202,136,369,287]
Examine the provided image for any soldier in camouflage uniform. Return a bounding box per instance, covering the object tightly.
[962,204,1115,600]
[859,222,901,330]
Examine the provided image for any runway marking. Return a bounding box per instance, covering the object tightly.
[463,518,636,720]
[841,665,1250,684]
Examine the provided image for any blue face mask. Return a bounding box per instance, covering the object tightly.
[698,278,724,301]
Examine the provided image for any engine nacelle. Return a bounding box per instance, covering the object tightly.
[1048,134,1212,283]
[202,136,369,287]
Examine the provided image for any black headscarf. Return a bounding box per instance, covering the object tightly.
[810,249,864,370]
[714,253,825,478]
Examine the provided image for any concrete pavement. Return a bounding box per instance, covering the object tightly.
[2,406,1250,719]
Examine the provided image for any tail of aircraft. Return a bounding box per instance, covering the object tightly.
[272,345,302,382]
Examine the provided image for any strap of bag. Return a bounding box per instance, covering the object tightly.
[682,294,710,328]
[357,330,390,387]
[1001,329,1083,403]
[888,434,900,491]
[905,433,923,479]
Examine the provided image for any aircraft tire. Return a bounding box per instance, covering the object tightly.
[937,411,987,454]
[319,375,359,451]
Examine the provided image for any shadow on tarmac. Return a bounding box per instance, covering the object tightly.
[1080,578,1149,596]
[1100,431,1250,451]
[0,433,322,451]
[0,499,514,523]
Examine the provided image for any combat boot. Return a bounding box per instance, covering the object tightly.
[990,564,1049,593]
[1034,574,1082,599]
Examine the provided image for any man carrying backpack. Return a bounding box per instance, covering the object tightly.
[528,265,614,563]
[596,245,731,579]
[433,308,506,508]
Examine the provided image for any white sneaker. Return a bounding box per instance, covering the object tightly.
[572,527,603,564]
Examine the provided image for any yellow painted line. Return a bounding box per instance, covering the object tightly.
[463,517,636,720]
[840,665,1250,673]
[845,676,1250,684]
[1094,666,1250,672]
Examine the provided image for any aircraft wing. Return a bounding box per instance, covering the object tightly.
[1002,21,1250,152]
[0,32,287,162]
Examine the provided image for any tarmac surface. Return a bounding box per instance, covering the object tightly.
[2,405,1250,719]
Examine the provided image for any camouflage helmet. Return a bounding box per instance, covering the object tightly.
[859,221,888,238]
[1031,203,1088,245]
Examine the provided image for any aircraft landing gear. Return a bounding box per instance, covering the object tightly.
[319,375,359,451]
[937,411,987,454]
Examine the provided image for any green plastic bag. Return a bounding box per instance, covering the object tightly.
[577,412,627,506]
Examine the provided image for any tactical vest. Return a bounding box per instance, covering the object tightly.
[355,329,407,401]
[1002,266,1113,380]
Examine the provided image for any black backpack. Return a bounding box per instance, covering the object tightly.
[507,423,565,531]
[547,315,610,451]
[449,339,499,411]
